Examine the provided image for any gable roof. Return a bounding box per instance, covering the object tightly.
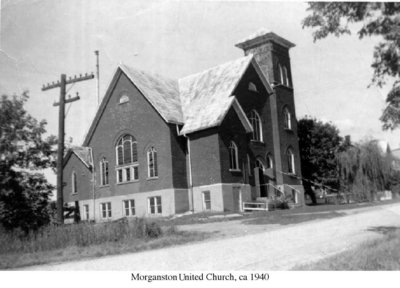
[120,65,183,124]
[82,54,274,145]
[63,146,93,169]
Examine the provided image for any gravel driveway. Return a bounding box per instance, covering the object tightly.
[22,202,400,270]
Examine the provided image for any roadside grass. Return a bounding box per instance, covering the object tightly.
[294,226,400,270]
[0,218,211,270]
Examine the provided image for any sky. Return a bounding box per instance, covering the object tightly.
[1,0,399,186]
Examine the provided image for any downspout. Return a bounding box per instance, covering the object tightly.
[178,124,194,212]
[90,147,96,221]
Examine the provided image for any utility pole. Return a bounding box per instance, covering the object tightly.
[95,50,100,106]
[42,72,94,224]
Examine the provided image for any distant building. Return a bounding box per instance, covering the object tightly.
[63,30,304,221]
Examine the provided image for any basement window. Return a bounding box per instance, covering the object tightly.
[148,196,162,215]
[123,199,135,217]
[100,202,112,219]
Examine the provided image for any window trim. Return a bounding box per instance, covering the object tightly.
[147,147,158,179]
[248,110,263,142]
[228,141,240,172]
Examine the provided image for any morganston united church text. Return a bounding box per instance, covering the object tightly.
[131,272,269,282]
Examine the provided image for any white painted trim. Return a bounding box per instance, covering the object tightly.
[232,98,253,133]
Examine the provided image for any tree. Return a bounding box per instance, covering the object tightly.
[0,92,56,233]
[302,2,400,130]
[337,139,392,201]
[298,117,343,204]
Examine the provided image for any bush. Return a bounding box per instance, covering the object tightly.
[145,222,162,238]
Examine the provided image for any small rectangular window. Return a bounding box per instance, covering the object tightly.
[123,200,135,217]
[202,191,211,210]
[100,202,112,219]
[148,196,162,215]
[126,167,131,181]
[84,204,89,220]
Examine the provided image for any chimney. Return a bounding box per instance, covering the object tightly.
[235,29,295,85]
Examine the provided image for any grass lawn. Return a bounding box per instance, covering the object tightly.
[294,226,400,270]
[0,219,211,270]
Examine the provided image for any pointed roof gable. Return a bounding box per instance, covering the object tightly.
[63,146,93,169]
[120,64,183,124]
[178,55,272,134]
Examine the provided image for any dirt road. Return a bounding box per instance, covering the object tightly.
[22,203,400,270]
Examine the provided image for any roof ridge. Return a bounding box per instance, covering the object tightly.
[178,54,253,84]
[119,63,178,83]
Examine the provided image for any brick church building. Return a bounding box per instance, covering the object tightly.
[63,30,304,221]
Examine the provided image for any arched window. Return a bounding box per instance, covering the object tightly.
[255,158,265,173]
[72,171,77,194]
[147,147,158,178]
[279,64,284,84]
[100,158,109,186]
[119,94,129,104]
[283,107,292,130]
[266,153,273,169]
[287,147,295,174]
[229,141,239,171]
[115,135,139,183]
[248,82,258,92]
[283,66,289,86]
[248,110,263,142]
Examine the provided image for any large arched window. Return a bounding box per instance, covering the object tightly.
[147,147,158,178]
[115,135,139,183]
[249,110,263,142]
[229,141,239,171]
[266,153,274,169]
[287,147,295,174]
[283,107,292,130]
[100,158,109,186]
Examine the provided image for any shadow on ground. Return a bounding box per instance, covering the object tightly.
[241,211,346,226]
[367,226,400,235]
